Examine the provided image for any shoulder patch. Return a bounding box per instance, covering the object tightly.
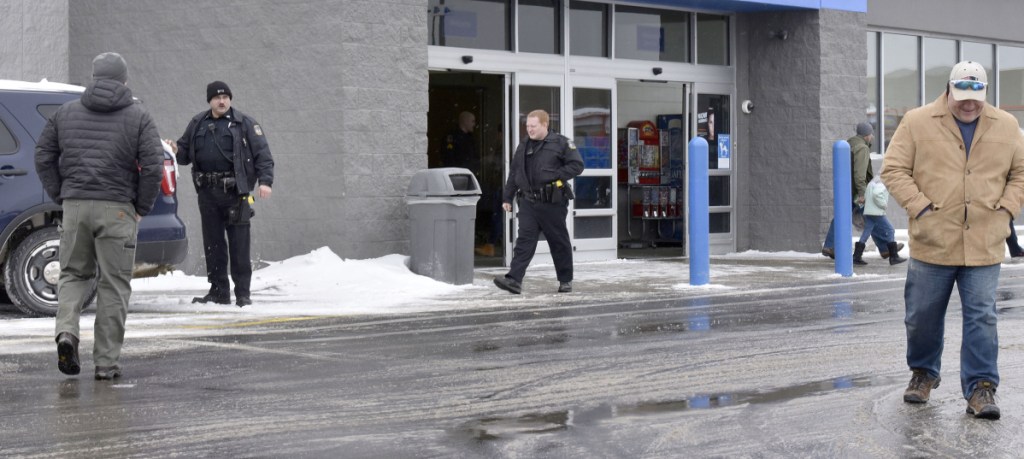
[567,139,577,150]
[253,124,264,136]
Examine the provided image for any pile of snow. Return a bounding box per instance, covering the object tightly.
[130,247,472,316]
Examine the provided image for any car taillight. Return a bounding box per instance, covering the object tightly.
[161,159,176,196]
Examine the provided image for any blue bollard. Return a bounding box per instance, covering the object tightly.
[688,137,710,285]
[833,140,853,277]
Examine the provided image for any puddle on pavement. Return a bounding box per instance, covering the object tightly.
[458,375,902,442]
[471,330,571,353]
[463,411,570,440]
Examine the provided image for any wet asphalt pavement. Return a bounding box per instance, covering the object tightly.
[2,255,1024,457]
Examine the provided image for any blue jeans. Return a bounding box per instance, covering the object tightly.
[824,204,891,251]
[904,258,1000,399]
[858,215,894,244]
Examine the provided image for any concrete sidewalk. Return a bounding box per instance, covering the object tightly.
[438,245,924,311]
[441,232,1024,312]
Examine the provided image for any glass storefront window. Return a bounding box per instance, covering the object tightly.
[519,0,561,54]
[428,0,511,50]
[574,87,612,170]
[999,46,1024,125]
[696,94,730,170]
[709,213,730,233]
[697,14,729,65]
[883,33,919,152]
[574,215,613,238]
[574,176,613,209]
[867,32,878,153]
[709,176,730,207]
[614,5,690,63]
[962,41,995,104]
[519,86,561,135]
[569,1,608,57]
[923,38,956,102]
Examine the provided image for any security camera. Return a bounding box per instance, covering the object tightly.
[741,100,754,114]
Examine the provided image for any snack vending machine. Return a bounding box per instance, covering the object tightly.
[626,120,661,185]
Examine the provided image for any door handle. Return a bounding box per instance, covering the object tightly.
[0,168,28,177]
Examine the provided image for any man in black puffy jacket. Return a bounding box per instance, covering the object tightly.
[35,52,164,380]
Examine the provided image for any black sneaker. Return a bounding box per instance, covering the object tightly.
[493,276,522,294]
[966,381,1000,420]
[903,369,940,403]
[56,332,81,376]
[236,297,252,307]
[558,282,572,293]
[94,365,121,381]
[192,293,231,305]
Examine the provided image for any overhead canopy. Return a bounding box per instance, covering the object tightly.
[627,0,866,13]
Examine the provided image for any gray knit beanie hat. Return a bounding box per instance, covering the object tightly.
[856,122,874,137]
[92,52,128,83]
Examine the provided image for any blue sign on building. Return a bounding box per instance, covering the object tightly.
[444,10,477,38]
[717,134,731,169]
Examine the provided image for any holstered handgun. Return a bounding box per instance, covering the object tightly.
[228,195,255,225]
[541,181,574,204]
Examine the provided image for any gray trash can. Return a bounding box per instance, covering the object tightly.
[406,167,481,285]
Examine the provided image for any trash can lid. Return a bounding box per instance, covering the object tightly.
[406,167,482,197]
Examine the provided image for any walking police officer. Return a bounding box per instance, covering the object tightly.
[165,81,275,307]
[494,110,584,294]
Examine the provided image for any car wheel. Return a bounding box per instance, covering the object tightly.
[3,227,96,317]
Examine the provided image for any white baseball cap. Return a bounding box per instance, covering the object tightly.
[948,61,988,102]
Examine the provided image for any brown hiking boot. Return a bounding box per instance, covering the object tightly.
[966,381,1000,420]
[903,369,940,403]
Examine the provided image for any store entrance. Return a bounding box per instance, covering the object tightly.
[616,80,690,258]
[428,72,505,264]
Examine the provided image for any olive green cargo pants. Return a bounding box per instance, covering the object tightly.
[54,199,138,368]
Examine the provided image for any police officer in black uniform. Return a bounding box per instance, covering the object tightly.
[494,109,584,294]
[166,81,275,307]
[441,111,479,173]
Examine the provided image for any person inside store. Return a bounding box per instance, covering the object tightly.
[165,81,275,307]
[493,110,584,294]
[881,60,1024,420]
[441,111,479,174]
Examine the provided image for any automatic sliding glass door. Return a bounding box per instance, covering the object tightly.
[507,73,563,267]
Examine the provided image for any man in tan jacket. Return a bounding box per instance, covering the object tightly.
[882,61,1024,420]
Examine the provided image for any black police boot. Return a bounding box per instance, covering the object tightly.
[56,332,80,376]
[558,281,572,293]
[853,242,868,265]
[192,293,231,305]
[493,276,522,294]
[236,297,252,307]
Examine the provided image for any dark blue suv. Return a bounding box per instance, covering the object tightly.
[0,80,188,316]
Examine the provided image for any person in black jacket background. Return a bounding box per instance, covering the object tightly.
[494,109,584,294]
[166,81,275,307]
[35,52,164,380]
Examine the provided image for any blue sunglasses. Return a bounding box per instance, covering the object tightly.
[951,79,987,91]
